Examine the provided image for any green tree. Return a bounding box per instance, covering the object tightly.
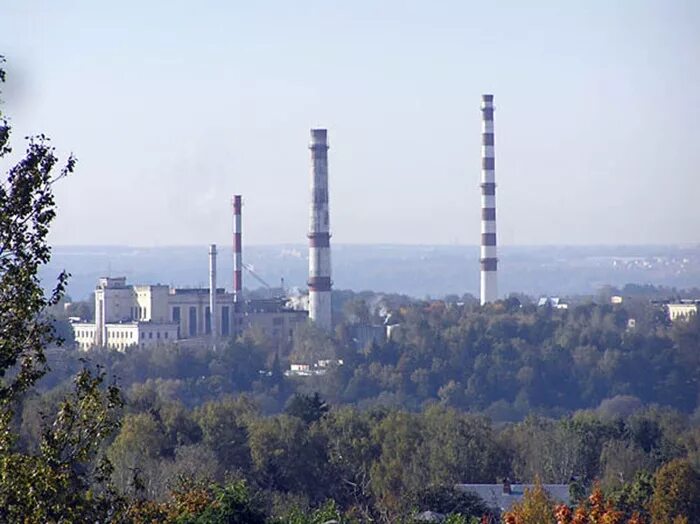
[0,367,124,522]
[285,392,329,425]
[194,396,255,472]
[248,414,330,502]
[409,484,489,520]
[107,411,170,498]
[127,479,266,524]
[275,499,344,524]
[291,322,337,364]
[319,407,381,518]
[176,480,266,524]
[608,471,654,521]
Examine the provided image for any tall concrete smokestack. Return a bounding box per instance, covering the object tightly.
[209,244,218,340]
[480,94,498,305]
[232,195,242,310]
[308,129,332,331]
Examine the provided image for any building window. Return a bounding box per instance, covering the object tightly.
[164,332,168,339]
[149,332,153,339]
[205,306,211,335]
[157,332,160,339]
[172,306,180,322]
[189,307,197,336]
[273,317,283,326]
[222,307,230,336]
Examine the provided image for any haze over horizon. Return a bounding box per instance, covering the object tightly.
[2,1,699,247]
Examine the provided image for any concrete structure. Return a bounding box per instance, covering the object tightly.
[232,194,243,309]
[285,359,344,377]
[667,301,699,321]
[350,324,387,349]
[537,296,569,309]
[73,321,178,351]
[480,94,498,305]
[209,244,218,344]
[455,482,570,513]
[73,275,308,351]
[308,128,333,331]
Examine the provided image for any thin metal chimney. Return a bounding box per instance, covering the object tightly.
[480,94,498,305]
[232,195,242,310]
[209,244,217,340]
[308,129,332,331]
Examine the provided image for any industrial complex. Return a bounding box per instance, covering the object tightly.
[73,97,502,350]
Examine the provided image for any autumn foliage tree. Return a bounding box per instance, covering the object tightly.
[503,478,555,524]
[649,459,700,524]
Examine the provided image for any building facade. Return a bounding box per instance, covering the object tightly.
[73,277,308,351]
[667,301,699,322]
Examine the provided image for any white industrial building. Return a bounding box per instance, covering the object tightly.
[667,301,699,322]
[72,276,307,351]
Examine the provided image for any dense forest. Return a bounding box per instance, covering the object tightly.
[20,291,699,521]
[16,362,700,522]
[51,288,700,419]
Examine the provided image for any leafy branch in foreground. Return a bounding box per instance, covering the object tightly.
[0,55,127,522]
[0,365,124,522]
[0,54,76,404]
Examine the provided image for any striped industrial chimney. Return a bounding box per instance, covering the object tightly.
[232,195,242,310]
[480,94,498,305]
[308,129,332,331]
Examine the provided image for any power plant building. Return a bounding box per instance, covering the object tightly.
[72,276,307,351]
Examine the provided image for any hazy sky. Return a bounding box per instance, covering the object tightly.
[2,1,699,246]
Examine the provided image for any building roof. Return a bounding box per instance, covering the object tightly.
[414,511,445,522]
[537,297,560,307]
[455,484,570,512]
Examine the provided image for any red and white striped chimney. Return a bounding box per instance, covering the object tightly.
[232,195,242,309]
[480,94,498,304]
[308,129,332,331]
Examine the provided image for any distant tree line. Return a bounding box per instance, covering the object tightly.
[44,288,700,419]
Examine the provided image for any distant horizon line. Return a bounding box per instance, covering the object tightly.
[51,242,700,249]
